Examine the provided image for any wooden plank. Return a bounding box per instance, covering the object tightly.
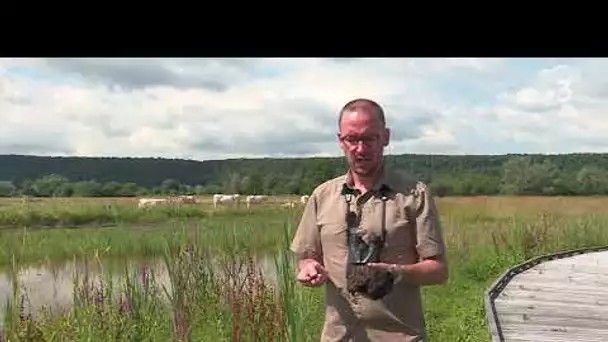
[528,263,608,275]
[499,281,608,295]
[500,323,608,341]
[495,298,608,314]
[508,269,608,283]
[498,288,608,306]
[496,306,608,326]
[487,249,608,342]
[501,329,608,342]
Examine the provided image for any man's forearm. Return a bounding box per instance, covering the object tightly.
[397,258,448,286]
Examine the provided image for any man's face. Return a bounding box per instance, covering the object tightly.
[338,110,390,177]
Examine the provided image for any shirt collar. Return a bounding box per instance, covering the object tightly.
[341,162,392,196]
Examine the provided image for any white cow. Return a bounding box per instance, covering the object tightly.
[282,202,296,208]
[138,198,168,208]
[245,195,268,208]
[300,195,310,204]
[213,194,241,208]
[20,196,43,204]
[167,195,200,205]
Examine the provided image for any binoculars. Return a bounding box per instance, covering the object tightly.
[348,230,384,265]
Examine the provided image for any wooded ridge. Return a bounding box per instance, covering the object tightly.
[1,153,607,197]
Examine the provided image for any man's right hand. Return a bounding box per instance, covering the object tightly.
[296,258,327,286]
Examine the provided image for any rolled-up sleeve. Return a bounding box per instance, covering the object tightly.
[290,192,323,261]
[414,183,446,260]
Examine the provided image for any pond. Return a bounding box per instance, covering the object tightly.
[0,252,288,329]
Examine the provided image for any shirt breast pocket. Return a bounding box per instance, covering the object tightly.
[383,212,417,264]
[319,222,349,252]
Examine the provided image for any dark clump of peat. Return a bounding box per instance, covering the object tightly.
[346,265,395,300]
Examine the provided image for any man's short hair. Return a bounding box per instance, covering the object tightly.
[338,98,386,128]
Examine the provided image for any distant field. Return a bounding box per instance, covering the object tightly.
[0,195,306,229]
[4,193,608,209]
[2,194,608,229]
[0,195,304,206]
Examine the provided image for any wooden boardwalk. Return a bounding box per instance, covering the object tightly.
[485,246,608,342]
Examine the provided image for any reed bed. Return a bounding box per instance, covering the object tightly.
[0,233,322,342]
[0,196,607,341]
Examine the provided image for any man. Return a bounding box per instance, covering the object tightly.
[290,98,448,341]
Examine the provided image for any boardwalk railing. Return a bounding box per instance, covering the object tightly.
[484,244,608,342]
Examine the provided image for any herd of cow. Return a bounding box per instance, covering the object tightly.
[137,194,311,209]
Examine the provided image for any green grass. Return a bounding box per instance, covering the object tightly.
[0,197,200,228]
[2,196,608,341]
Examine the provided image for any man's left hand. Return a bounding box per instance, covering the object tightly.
[369,257,448,286]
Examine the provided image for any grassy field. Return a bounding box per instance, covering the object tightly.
[0,196,303,229]
[1,195,608,341]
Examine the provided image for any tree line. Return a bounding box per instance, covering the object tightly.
[1,153,608,197]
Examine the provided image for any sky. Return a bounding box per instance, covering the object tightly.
[1,57,607,161]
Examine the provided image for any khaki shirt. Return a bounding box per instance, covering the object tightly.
[290,167,446,342]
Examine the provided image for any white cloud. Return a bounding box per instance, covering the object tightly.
[1,58,607,160]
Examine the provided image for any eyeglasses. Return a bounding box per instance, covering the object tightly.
[339,134,381,147]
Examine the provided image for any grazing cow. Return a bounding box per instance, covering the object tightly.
[138,198,168,208]
[213,194,241,208]
[20,196,43,204]
[300,195,310,204]
[282,202,296,208]
[245,195,268,208]
[167,195,200,205]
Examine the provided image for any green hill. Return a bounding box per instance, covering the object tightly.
[1,153,608,197]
